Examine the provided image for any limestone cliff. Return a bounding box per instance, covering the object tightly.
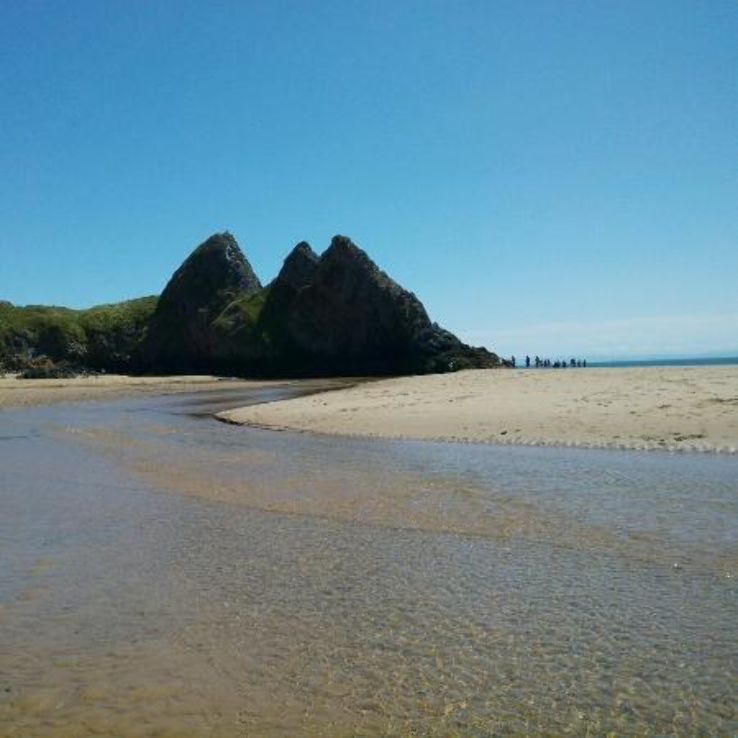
[258,235,498,374]
[1,232,503,377]
[142,232,261,371]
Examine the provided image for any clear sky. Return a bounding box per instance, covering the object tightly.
[1,0,736,360]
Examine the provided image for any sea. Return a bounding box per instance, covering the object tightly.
[589,356,738,368]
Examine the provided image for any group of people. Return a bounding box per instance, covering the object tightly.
[510,355,587,369]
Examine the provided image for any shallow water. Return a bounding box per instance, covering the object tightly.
[1,386,736,736]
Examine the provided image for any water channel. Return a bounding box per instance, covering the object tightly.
[1,384,736,736]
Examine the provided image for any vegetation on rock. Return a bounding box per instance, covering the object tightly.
[0,297,157,373]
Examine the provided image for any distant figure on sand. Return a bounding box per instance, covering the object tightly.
[525,355,530,368]
[510,356,516,368]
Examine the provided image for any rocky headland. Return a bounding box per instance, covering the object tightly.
[1,233,501,377]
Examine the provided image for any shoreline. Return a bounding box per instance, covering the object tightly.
[3,367,737,456]
[218,366,738,455]
[0,374,286,410]
[215,415,738,455]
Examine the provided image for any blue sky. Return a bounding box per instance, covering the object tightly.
[1,0,736,359]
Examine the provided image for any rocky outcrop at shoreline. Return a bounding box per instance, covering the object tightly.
[1,232,503,377]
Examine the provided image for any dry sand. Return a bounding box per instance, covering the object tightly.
[0,374,280,410]
[220,366,738,453]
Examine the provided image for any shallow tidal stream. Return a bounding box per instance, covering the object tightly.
[1,384,736,737]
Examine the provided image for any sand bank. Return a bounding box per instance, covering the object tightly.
[219,366,738,453]
[0,374,281,410]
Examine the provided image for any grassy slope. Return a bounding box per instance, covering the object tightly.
[0,296,158,370]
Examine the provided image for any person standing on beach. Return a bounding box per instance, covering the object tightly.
[525,355,530,368]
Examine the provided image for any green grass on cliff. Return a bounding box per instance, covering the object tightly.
[0,302,78,336]
[0,296,158,369]
[0,303,86,359]
[212,288,269,335]
[77,296,159,334]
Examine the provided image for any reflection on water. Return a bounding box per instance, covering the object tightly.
[1,386,737,736]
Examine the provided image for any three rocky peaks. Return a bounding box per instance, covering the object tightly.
[143,232,500,375]
[0,233,501,377]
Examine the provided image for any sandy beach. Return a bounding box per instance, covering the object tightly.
[0,374,283,410]
[220,366,738,453]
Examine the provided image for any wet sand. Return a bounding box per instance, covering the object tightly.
[220,366,738,453]
[0,374,287,410]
